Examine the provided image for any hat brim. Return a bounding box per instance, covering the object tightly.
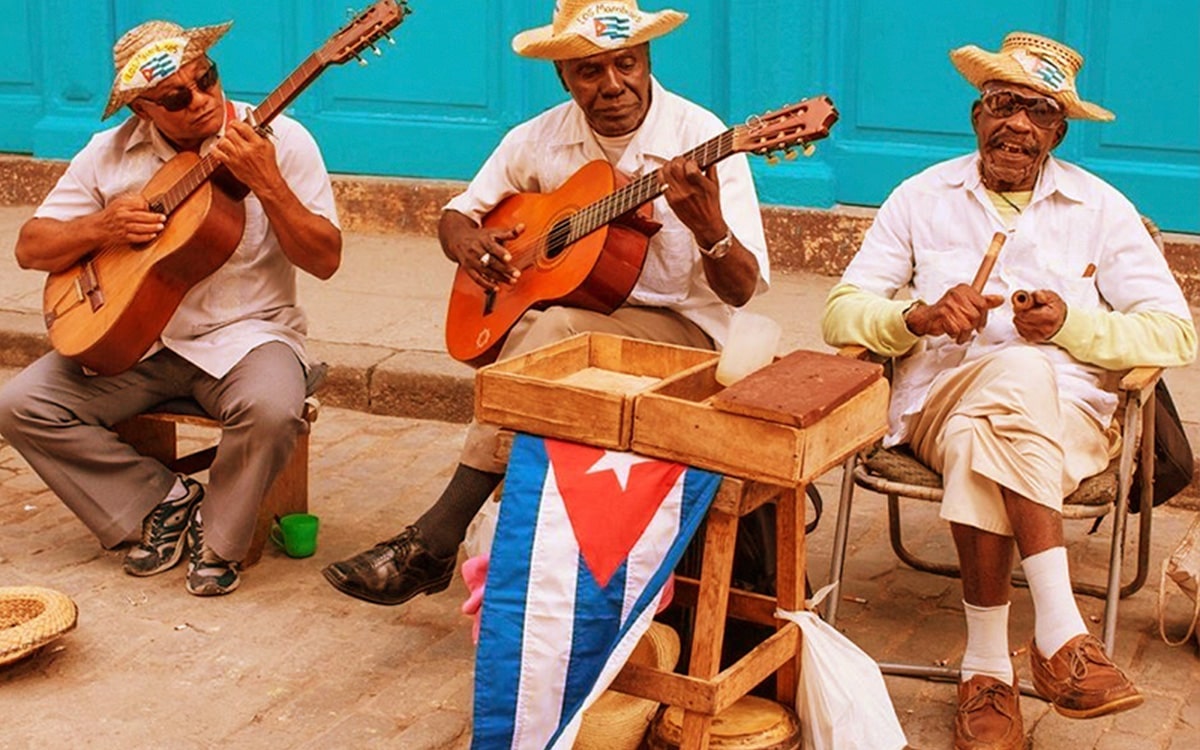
[513,10,686,60]
[102,21,232,120]
[950,45,1114,121]
[0,586,79,667]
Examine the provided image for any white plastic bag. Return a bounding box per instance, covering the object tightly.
[1158,513,1200,648]
[776,584,907,750]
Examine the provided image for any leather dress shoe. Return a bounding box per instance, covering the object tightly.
[954,675,1024,750]
[1030,634,1143,719]
[322,525,455,606]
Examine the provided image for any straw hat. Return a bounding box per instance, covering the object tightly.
[0,586,79,667]
[102,19,233,120]
[513,1,686,61]
[575,621,681,750]
[950,32,1114,121]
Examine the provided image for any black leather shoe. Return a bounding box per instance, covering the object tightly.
[322,526,456,606]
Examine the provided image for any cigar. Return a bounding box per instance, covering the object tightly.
[971,232,1008,292]
[1012,289,1033,312]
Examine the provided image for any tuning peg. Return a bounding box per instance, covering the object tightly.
[384,32,396,45]
[765,153,780,166]
[784,148,798,161]
[371,43,382,56]
[346,7,357,19]
[802,143,816,157]
[355,54,368,66]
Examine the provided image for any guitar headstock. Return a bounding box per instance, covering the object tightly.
[733,96,839,163]
[317,0,410,66]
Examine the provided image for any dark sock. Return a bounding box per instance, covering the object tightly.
[414,464,503,557]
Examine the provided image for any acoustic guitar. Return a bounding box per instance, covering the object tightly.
[444,96,840,366]
[41,0,409,376]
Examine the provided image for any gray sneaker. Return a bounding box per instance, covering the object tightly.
[184,511,241,597]
[123,478,204,577]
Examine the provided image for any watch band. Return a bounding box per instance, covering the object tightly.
[700,231,733,259]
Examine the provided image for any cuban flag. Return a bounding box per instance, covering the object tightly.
[472,433,721,749]
[139,52,178,84]
[592,14,633,41]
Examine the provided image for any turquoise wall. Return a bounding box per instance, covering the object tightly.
[1,0,1196,231]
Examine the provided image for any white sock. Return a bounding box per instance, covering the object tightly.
[164,476,188,503]
[961,601,1014,684]
[1022,546,1087,657]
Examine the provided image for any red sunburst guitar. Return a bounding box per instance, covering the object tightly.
[41,1,408,376]
[444,95,840,366]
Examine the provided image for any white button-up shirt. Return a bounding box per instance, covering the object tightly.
[36,100,339,378]
[444,77,769,347]
[835,153,1194,445]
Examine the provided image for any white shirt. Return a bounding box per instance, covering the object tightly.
[838,153,1194,445]
[36,100,340,378]
[444,77,769,347]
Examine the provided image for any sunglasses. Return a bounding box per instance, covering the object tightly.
[140,62,220,112]
[980,88,1064,128]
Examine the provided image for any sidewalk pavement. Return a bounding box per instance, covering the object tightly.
[2,202,1199,748]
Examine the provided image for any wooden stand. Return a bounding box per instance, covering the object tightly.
[114,397,320,567]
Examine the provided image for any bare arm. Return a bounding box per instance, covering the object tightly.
[15,195,165,273]
[211,120,341,280]
[660,157,759,306]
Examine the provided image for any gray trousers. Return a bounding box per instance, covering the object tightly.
[0,342,306,561]
[459,305,713,473]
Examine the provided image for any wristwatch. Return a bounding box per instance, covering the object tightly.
[700,231,733,259]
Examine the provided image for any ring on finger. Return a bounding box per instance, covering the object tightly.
[479,252,491,267]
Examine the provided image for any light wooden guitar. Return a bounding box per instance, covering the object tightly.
[444,96,839,366]
[42,0,408,376]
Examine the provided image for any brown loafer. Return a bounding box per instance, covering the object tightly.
[954,675,1024,750]
[1030,635,1143,719]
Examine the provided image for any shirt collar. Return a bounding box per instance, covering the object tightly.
[944,151,1086,205]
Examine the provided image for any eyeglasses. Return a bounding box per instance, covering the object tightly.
[140,62,219,112]
[980,88,1064,128]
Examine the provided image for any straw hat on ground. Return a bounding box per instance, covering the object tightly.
[0,586,79,667]
[950,31,1114,121]
[513,1,686,61]
[575,621,681,750]
[102,19,232,120]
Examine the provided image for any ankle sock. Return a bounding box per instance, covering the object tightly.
[164,476,188,504]
[415,464,503,557]
[961,600,1014,684]
[1022,546,1087,657]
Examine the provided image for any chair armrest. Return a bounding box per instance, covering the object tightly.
[1119,366,1161,400]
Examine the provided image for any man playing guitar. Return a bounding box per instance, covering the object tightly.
[324,0,771,606]
[0,18,342,596]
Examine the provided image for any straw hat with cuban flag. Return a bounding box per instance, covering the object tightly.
[102,19,232,120]
[512,0,687,61]
[949,31,1114,122]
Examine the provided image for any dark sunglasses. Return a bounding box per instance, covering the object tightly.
[980,88,1064,128]
[140,62,219,112]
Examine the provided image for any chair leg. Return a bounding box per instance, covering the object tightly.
[823,454,858,626]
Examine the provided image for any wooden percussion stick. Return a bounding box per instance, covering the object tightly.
[1012,289,1033,312]
[970,232,1008,292]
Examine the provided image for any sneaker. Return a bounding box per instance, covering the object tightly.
[322,525,455,606]
[123,478,204,577]
[1030,635,1143,719]
[954,675,1024,750]
[184,512,241,597]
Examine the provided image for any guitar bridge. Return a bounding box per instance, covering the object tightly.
[483,289,496,316]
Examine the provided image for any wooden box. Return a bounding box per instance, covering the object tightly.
[475,333,718,449]
[632,357,890,485]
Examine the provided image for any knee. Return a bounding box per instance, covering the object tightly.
[0,379,41,441]
[527,306,584,339]
[224,395,306,442]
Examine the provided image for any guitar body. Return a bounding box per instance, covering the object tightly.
[445,160,656,366]
[43,152,246,376]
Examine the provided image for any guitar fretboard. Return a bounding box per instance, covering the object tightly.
[150,55,327,215]
[561,128,737,244]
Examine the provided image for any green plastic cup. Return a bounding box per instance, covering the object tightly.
[270,513,320,558]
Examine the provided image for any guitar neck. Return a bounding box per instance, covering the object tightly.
[150,53,328,215]
[566,128,736,242]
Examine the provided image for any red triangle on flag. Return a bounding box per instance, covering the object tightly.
[545,439,685,588]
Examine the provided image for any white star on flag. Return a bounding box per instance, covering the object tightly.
[585,451,659,491]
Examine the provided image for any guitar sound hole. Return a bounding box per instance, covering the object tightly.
[545,219,571,259]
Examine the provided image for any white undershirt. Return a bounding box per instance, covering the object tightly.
[592,130,636,165]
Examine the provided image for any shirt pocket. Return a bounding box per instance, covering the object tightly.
[911,245,978,301]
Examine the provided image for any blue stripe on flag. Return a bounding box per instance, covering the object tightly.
[562,554,625,712]
[472,433,550,747]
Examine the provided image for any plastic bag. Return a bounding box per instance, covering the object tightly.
[1158,513,1200,647]
[776,584,907,750]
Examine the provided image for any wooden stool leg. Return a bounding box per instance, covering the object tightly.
[115,417,179,466]
[244,430,310,567]
[774,485,806,704]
